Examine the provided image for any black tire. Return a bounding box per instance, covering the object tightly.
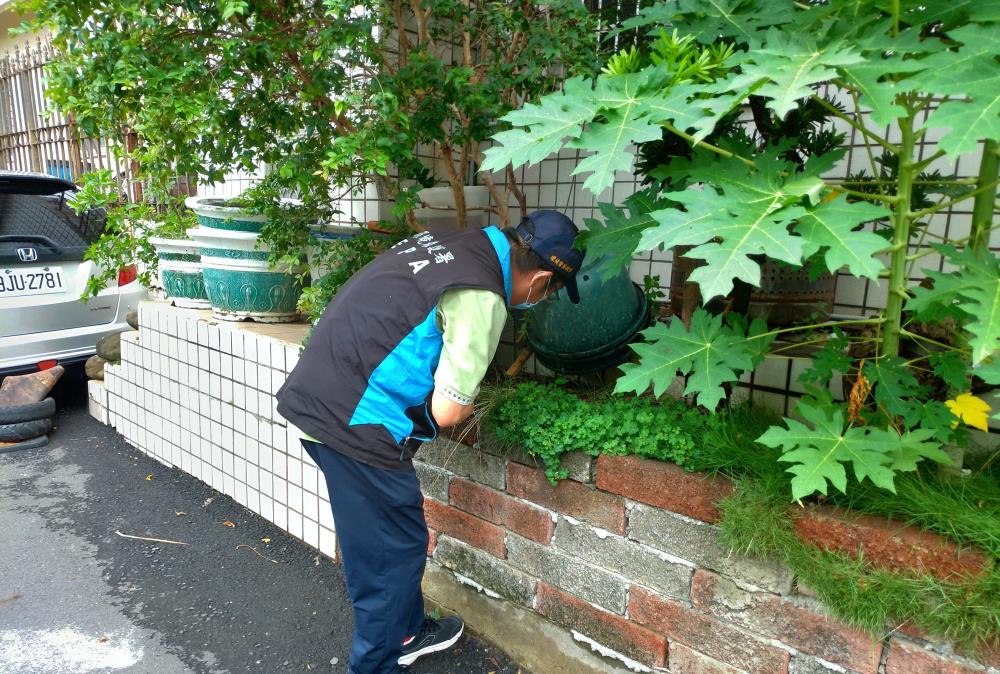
[0,434,49,454]
[0,417,53,442]
[0,397,56,424]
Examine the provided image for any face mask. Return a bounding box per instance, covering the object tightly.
[513,275,551,310]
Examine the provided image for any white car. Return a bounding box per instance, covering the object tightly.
[0,171,147,377]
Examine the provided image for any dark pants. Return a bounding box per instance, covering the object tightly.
[302,440,427,674]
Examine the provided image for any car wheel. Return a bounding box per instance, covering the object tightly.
[0,417,53,442]
[0,397,56,424]
[0,434,49,454]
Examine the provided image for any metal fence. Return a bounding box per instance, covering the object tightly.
[0,36,258,201]
[0,37,144,199]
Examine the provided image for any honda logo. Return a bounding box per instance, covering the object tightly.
[17,247,38,263]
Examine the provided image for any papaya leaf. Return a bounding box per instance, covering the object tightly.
[733,28,865,118]
[955,269,1000,366]
[580,189,676,282]
[798,329,852,387]
[863,356,927,428]
[637,149,818,300]
[794,195,889,280]
[725,313,773,366]
[900,1,1000,28]
[619,0,797,42]
[851,18,949,57]
[920,400,960,443]
[838,58,928,127]
[973,360,1000,421]
[909,247,1000,365]
[907,24,1000,156]
[615,308,772,410]
[569,107,664,194]
[840,21,968,126]
[906,24,1000,98]
[481,77,597,173]
[975,359,1000,386]
[571,73,736,193]
[647,189,806,300]
[945,392,992,432]
[928,350,970,392]
[760,400,931,500]
[889,428,952,472]
[485,68,736,194]
[923,93,1000,157]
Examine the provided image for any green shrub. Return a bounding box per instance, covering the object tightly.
[485,381,713,482]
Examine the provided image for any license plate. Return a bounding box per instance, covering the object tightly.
[0,266,66,298]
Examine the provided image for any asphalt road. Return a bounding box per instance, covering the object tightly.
[0,375,525,674]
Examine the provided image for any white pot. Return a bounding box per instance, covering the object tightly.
[414,185,490,230]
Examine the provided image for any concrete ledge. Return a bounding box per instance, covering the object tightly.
[422,563,633,674]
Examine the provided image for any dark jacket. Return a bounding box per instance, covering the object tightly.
[276,226,511,470]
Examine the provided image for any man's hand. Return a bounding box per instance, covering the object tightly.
[430,389,474,428]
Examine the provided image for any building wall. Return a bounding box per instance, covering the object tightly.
[98,303,337,561]
[0,6,35,54]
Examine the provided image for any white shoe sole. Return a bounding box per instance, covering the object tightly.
[397,623,464,666]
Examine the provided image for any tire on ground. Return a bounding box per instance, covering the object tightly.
[0,434,49,454]
[0,397,56,424]
[0,417,53,442]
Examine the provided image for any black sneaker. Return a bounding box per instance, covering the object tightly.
[398,615,465,666]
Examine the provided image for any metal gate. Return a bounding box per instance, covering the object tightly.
[0,37,140,199]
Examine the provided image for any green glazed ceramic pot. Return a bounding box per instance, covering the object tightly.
[185,195,268,233]
[148,236,210,309]
[185,196,303,323]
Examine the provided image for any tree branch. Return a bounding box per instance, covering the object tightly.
[506,164,527,221]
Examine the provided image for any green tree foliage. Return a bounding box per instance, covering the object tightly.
[29,0,599,282]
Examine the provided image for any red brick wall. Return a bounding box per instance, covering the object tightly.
[417,440,995,674]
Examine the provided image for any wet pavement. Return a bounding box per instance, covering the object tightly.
[0,377,525,674]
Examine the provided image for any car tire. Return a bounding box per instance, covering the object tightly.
[0,397,56,424]
[0,417,53,442]
[0,434,49,454]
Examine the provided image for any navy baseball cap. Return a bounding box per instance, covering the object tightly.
[516,210,585,304]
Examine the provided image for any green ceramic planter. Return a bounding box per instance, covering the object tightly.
[185,195,268,233]
[186,197,303,323]
[148,236,210,309]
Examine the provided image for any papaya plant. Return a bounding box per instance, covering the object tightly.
[483,0,1000,501]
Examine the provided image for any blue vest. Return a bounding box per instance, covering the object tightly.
[277,226,511,470]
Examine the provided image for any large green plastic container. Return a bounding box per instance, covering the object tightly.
[526,261,649,374]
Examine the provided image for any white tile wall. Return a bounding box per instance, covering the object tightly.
[88,379,109,425]
[101,301,336,561]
